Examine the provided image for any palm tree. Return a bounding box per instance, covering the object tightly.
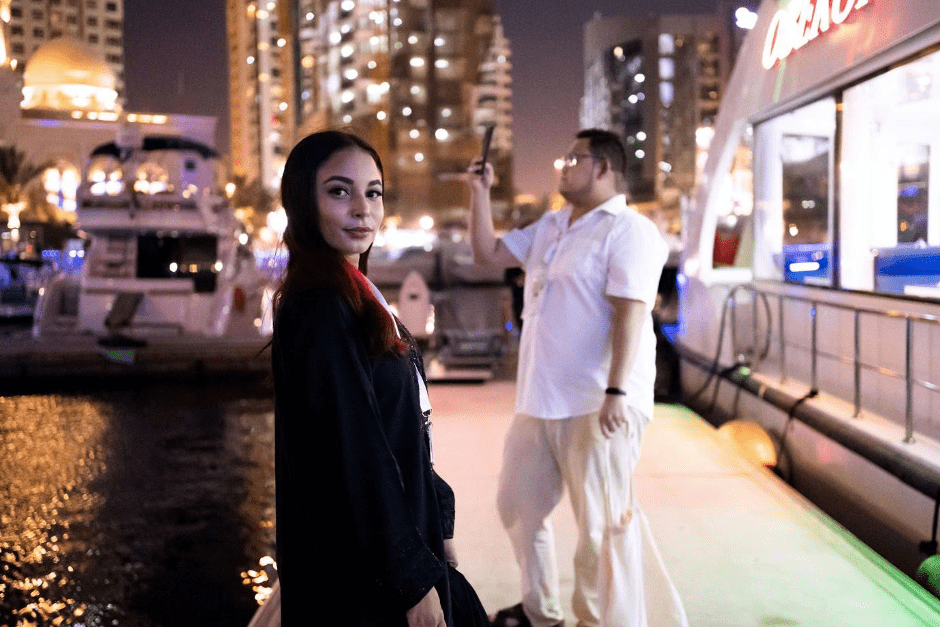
[0,144,52,236]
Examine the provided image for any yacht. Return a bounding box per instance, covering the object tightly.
[676,0,939,581]
[33,135,270,342]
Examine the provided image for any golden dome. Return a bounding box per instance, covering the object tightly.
[23,36,116,90]
[21,36,119,111]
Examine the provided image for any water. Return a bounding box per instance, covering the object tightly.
[0,377,276,626]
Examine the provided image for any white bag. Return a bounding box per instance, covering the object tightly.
[599,441,689,627]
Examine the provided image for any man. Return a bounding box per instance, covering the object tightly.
[467,129,669,627]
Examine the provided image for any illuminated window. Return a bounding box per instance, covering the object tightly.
[43,163,80,212]
[753,98,835,286]
[840,50,939,297]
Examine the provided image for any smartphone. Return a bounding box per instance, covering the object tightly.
[476,125,495,174]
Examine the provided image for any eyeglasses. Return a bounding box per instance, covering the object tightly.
[559,152,602,168]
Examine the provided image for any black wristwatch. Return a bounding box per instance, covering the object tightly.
[605,387,627,396]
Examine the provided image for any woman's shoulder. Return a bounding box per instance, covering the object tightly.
[276,287,355,332]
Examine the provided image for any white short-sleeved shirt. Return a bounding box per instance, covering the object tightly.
[502,194,668,420]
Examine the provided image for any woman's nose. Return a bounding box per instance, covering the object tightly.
[350,194,368,217]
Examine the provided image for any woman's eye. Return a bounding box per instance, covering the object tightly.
[367,189,383,198]
[327,187,349,197]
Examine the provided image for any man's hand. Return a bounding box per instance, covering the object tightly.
[443,539,459,568]
[467,160,495,193]
[599,393,630,438]
[407,586,445,627]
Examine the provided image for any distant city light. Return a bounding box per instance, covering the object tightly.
[277,38,286,47]
[695,126,715,149]
[408,35,418,44]
[341,44,354,57]
[441,108,452,118]
[268,207,288,236]
[419,215,434,230]
[635,73,645,83]
[329,32,341,45]
[341,0,355,11]
[410,57,425,67]
[613,46,624,59]
[735,7,758,30]
[410,129,420,139]
[377,111,387,120]
[434,37,445,47]
[434,59,449,68]
[306,12,314,20]
[435,129,449,141]
[344,69,359,80]
[402,106,412,116]
[635,149,645,158]
[247,56,255,64]
[637,131,647,141]
[414,153,424,162]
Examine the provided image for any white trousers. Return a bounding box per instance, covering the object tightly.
[497,408,648,627]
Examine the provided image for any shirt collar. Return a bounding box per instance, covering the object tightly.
[558,194,628,226]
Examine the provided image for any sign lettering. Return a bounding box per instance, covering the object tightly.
[762,0,870,69]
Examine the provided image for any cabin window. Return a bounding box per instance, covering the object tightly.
[137,234,219,293]
[753,98,836,287]
[839,50,939,298]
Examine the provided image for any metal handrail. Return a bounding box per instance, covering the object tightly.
[728,285,939,444]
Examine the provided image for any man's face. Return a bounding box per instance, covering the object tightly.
[558,138,599,203]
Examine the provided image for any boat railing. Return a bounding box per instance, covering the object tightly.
[724,284,939,444]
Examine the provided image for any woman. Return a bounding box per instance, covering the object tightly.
[270,130,487,627]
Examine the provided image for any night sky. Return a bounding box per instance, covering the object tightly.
[123,0,720,198]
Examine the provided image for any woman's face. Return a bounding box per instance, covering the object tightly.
[315,147,384,265]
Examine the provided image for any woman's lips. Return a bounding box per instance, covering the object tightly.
[344,227,373,239]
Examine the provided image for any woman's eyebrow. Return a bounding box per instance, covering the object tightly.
[323,175,382,187]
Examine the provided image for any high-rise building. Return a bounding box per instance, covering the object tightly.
[581,13,730,234]
[228,0,512,226]
[3,0,125,97]
[226,0,296,195]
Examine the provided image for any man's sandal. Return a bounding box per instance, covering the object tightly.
[489,603,564,627]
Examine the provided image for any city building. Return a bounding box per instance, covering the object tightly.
[226,0,295,196]
[581,12,731,234]
[227,0,513,227]
[2,0,125,98]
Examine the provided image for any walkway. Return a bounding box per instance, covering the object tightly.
[431,381,938,626]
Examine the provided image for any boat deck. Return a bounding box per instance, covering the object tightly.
[430,383,938,626]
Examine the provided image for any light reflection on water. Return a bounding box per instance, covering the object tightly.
[0,380,276,626]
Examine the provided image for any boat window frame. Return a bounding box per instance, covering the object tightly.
[745,44,940,303]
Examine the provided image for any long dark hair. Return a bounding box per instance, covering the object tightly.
[274,130,405,356]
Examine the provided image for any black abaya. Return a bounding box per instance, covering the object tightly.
[272,287,467,625]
